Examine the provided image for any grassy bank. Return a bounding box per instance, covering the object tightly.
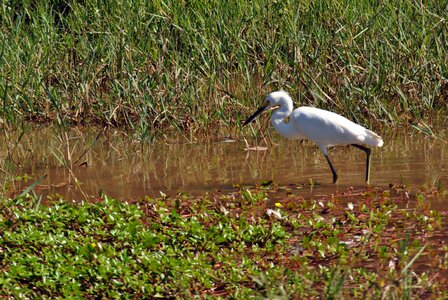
[0,185,446,298]
[1,0,447,139]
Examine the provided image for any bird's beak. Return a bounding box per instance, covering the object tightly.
[243,103,268,126]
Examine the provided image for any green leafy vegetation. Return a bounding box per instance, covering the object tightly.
[1,186,446,298]
[1,1,447,297]
[1,0,447,139]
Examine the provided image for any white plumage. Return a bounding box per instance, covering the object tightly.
[243,91,383,184]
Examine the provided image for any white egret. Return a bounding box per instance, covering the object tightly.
[243,91,383,184]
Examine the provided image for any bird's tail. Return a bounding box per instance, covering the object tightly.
[363,129,384,147]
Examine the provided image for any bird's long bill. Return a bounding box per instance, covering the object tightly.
[243,104,268,126]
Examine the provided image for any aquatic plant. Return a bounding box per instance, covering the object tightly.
[0,185,446,298]
[1,0,447,138]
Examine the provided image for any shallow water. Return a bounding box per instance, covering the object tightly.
[1,129,447,210]
[3,128,447,281]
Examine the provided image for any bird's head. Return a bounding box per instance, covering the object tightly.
[243,91,288,126]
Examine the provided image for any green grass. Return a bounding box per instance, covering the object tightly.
[1,186,446,298]
[1,0,447,139]
[1,2,447,296]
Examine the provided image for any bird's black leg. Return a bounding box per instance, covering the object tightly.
[351,144,372,184]
[324,154,338,184]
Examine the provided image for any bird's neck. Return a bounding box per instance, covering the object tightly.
[271,97,298,139]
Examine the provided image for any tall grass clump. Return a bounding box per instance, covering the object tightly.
[1,0,447,138]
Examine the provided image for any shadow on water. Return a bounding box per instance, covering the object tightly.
[2,128,448,209]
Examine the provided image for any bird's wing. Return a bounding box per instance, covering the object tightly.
[291,107,383,147]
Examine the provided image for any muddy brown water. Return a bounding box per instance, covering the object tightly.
[3,130,448,212]
[3,129,447,279]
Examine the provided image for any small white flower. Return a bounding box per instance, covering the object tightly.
[347,202,354,210]
[388,259,396,271]
[266,209,283,220]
